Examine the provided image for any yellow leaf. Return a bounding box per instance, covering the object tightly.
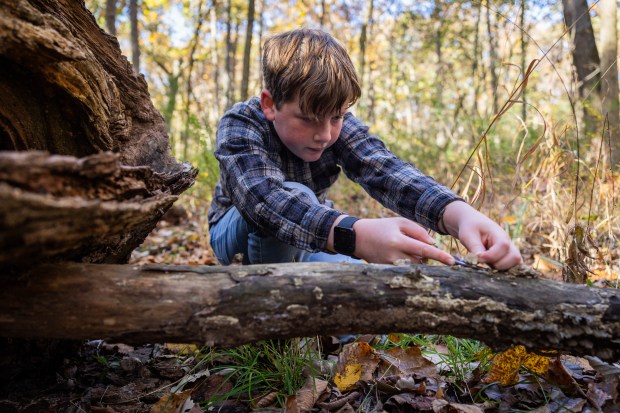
[333,342,380,392]
[334,364,362,392]
[484,346,524,385]
[522,352,549,375]
[484,345,550,386]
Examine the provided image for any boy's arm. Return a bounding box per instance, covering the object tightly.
[326,214,457,266]
[327,201,522,270]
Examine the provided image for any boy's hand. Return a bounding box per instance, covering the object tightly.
[442,201,523,270]
[333,217,456,265]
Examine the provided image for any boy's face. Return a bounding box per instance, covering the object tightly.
[260,90,346,162]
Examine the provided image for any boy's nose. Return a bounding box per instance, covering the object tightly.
[313,121,331,142]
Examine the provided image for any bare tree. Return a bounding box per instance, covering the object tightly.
[224,0,234,109]
[561,0,601,138]
[182,0,208,161]
[105,0,116,35]
[599,0,619,166]
[129,0,140,72]
[240,0,256,101]
[486,0,499,116]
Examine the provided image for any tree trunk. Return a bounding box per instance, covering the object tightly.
[0,0,196,266]
[240,0,255,101]
[486,0,499,116]
[599,0,619,168]
[105,0,116,36]
[520,0,527,123]
[182,0,207,162]
[210,1,221,117]
[471,0,482,118]
[224,0,234,110]
[561,0,602,138]
[129,0,140,73]
[2,262,618,362]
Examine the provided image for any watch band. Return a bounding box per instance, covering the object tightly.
[334,216,360,257]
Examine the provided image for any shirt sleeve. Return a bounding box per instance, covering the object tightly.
[214,105,342,252]
[333,113,462,234]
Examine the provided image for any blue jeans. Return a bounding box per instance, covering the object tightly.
[209,182,363,265]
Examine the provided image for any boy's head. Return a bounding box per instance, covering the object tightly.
[262,28,361,121]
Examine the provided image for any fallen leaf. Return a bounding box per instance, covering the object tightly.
[484,346,549,386]
[285,395,300,413]
[152,389,193,413]
[295,377,329,412]
[334,342,380,392]
[385,393,434,413]
[432,399,484,412]
[377,346,438,378]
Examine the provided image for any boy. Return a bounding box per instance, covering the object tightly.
[208,28,522,270]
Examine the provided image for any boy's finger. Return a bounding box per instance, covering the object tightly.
[400,221,435,244]
[404,241,453,265]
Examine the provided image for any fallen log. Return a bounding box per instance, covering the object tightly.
[1,262,618,361]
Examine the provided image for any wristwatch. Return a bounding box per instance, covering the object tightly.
[333,216,360,257]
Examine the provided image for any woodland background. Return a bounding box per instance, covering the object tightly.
[89,0,619,278]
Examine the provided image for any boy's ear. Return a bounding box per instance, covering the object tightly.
[260,89,276,121]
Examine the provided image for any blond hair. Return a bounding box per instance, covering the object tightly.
[262,28,361,120]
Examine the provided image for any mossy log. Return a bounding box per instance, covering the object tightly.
[1,262,618,361]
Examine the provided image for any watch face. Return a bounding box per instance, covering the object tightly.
[334,226,356,255]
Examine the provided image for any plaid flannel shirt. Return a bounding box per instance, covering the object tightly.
[207,97,461,252]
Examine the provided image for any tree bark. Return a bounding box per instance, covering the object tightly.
[129,0,140,73]
[240,0,255,102]
[2,262,618,362]
[599,0,619,167]
[561,0,602,138]
[0,0,196,265]
[105,0,116,36]
[0,151,194,265]
[486,0,499,116]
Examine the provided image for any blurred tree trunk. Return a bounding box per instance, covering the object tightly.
[129,0,140,72]
[432,1,444,109]
[0,0,195,266]
[257,0,264,90]
[155,59,182,136]
[472,0,482,118]
[599,0,619,168]
[240,0,255,101]
[210,2,221,117]
[105,0,117,35]
[182,0,207,162]
[319,0,327,28]
[358,0,373,90]
[486,0,499,116]
[561,0,601,139]
[358,0,374,123]
[224,0,234,109]
[520,0,527,122]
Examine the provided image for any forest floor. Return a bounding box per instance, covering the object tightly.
[0,193,618,413]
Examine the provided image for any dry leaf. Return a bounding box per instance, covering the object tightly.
[295,377,329,412]
[377,346,438,378]
[285,395,300,413]
[484,345,549,386]
[334,342,380,392]
[432,399,485,412]
[151,389,193,413]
